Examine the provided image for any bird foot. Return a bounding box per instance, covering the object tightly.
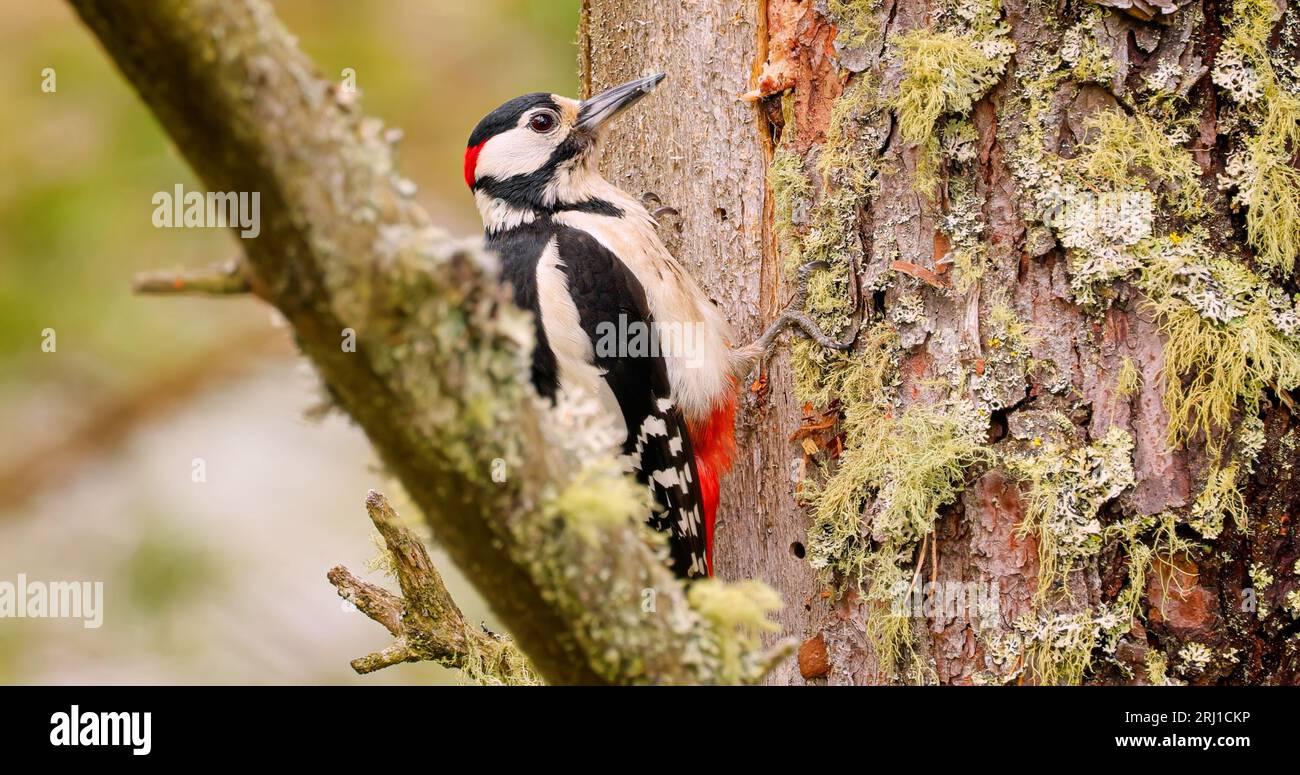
[640,191,680,225]
[739,261,856,376]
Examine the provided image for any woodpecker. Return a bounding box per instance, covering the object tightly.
[466,74,850,579]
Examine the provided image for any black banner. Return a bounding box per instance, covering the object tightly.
[0,686,1285,762]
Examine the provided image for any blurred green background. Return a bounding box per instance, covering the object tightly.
[0,0,581,684]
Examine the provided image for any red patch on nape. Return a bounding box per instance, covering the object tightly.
[463,141,486,188]
[686,383,738,577]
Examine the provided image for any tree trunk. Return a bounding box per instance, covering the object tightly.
[584,0,1300,684]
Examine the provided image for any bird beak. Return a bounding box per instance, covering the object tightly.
[577,73,666,131]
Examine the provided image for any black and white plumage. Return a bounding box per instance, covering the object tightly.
[466,75,742,579]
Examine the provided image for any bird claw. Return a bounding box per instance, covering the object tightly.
[641,191,682,229]
[740,261,857,377]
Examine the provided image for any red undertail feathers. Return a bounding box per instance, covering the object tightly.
[686,387,737,576]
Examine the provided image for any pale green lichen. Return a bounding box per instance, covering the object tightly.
[989,511,1194,685]
[860,548,926,679]
[971,294,1037,410]
[1010,427,1136,603]
[1249,562,1275,620]
[1137,237,1300,454]
[809,400,990,677]
[1022,610,1104,686]
[942,175,991,294]
[457,634,543,686]
[1284,589,1300,618]
[1113,510,1197,619]
[687,579,784,684]
[827,0,883,51]
[985,607,1132,686]
[1249,561,1274,590]
[1214,0,1300,274]
[364,529,400,577]
[1106,515,1155,625]
[1144,650,1182,686]
[891,25,1013,195]
[1116,357,1141,398]
[546,458,655,543]
[768,94,813,270]
[806,402,991,579]
[1040,110,1205,309]
[978,505,1167,686]
[1059,7,1115,85]
[1074,110,1204,219]
[1187,463,1247,540]
[1177,642,1213,675]
[770,75,884,403]
[1147,510,1199,606]
[796,319,989,676]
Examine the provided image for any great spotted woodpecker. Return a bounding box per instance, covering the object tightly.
[466,74,850,579]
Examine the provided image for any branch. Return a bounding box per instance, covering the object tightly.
[329,491,539,684]
[68,0,789,684]
[132,258,252,296]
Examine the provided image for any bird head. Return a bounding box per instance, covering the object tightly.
[464,73,665,221]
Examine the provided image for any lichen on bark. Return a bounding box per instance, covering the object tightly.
[763,0,1300,683]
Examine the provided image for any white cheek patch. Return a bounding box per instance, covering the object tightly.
[475,126,560,181]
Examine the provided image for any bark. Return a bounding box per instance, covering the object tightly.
[68,0,791,686]
[328,491,539,684]
[584,0,1300,684]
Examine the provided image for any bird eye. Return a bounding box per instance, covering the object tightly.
[528,112,557,133]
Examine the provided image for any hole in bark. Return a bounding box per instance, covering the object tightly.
[987,408,1008,443]
[716,207,728,221]
[872,289,887,316]
[790,541,806,559]
[762,98,784,141]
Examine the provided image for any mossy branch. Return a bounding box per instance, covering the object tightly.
[68,0,787,685]
[132,259,253,296]
[328,491,540,685]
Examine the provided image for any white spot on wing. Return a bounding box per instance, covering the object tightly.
[640,416,668,438]
[651,467,681,490]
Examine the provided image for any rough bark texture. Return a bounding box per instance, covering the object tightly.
[584,0,1300,684]
[69,0,791,686]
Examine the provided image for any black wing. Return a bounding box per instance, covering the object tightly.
[488,219,562,399]
[554,226,709,578]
